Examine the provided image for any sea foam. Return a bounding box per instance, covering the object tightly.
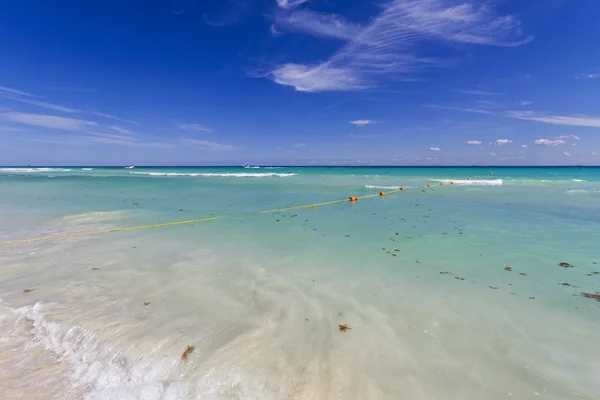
[431,179,503,186]
[131,172,296,178]
[0,168,72,173]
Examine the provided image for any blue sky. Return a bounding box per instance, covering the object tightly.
[1,0,599,166]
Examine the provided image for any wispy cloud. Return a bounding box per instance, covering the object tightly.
[109,126,133,135]
[466,140,481,144]
[518,101,532,106]
[90,111,137,125]
[177,123,212,133]
[456,89,503,96]
[555,134,580,140]
[0,85,80,113]
[576,72,600,80]
[2,112,97,131]
[521,144,528,148]
[430,147,441,151]
[350,119,374,126]
[426,104,494,115]
[349,133,386,139]
[0,86,36,97]
[4,96,80,113]
[564,152,571,157]
[507,111,600,128]
[269,0,531,91]
[276,0,307,10]
[294,142,306,147]
[493,139,511,145]
[180,138,237,151]
[1,86,137,123]
[534,138,565,147]
[273,10,361,40]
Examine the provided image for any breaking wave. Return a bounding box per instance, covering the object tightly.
[131,172,296,178]
[0,168,72,173]
[431,179,503,186]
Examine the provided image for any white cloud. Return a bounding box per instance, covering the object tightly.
[489,152,496,156]
[350,119,374,126]
[555,134,580,140]
[109,126,133,135]
[86,131,137,142]
[90,111,137,124]
[273,10,361,40]
[563,152,571,157]
[270,0,532,91]
[272,63,367,92]
[0,86,35,97]
[180,138,237,151]
[349,133,385,139]
[456,90,503,96]
[507,111,600,128]
[425,104,494,115]
[466,140,481,144]
[177,123,212,133]
[577,72,600,80]
[430,147,441,151]
[534,138,565,146]
[521,144,527,148]
[2,95,80,113]
[276,0,307,9]
[2,112,97,131]
[494,139,512,145]
[518,101,532,106]
[294,142,306,147]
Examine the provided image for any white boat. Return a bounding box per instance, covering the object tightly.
[243,164,259,169]
[125,165,135,169]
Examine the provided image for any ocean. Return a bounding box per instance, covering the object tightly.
[0,166,599,399]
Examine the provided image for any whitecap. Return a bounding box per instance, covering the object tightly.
[430,179,503,186]
[0,168,72,173]
[130,172,296,178]
[365,185,406,190]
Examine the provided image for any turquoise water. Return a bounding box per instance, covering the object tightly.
[1,166,599,399]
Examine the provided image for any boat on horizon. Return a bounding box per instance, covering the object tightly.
[125,165,135,169]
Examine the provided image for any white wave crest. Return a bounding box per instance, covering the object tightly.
[82,168,93,171]
[0,168,72,173]
[131,172,296,178]
[365,185,405,190]
[10,302,188,400]
[431,179,503,186]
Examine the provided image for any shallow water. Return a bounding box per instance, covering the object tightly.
[1,166,599,399]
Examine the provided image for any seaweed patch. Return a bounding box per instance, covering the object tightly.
[181,345,196,361]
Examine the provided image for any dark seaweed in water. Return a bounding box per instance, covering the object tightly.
[181,345,195,360]
[558,262,573,268]
[338,324,351,332]
[581,292,600,302]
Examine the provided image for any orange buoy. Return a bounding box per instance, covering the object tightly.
[427,184,432,188]
[349,196,357,202]
[450,181,454,185]
[467,178,471,180]
[439,183,444,186]
[379,192,385,196]
[400,187,405,191]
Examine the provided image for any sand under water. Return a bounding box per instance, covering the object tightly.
[0,166,599,399]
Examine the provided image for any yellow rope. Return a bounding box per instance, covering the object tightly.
[0,217,217,245]
[0,187,413,245]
